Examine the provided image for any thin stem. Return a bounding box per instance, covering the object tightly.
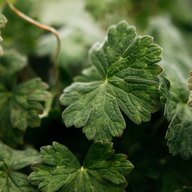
[4,0,62,105]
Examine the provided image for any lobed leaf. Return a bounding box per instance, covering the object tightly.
[0,13,7,56]
[0,141,40,191]
[29,141,134,192]
[150,18,192,159]
[0,52,51,145]
[60,20,163,141]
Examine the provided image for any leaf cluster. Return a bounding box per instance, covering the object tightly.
[1,0,192,191]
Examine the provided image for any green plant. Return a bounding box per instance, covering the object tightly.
[0,0,192,191]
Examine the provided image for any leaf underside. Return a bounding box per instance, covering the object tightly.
[29,141,134,192]
[0,142,40,191]
[60,20,162,142]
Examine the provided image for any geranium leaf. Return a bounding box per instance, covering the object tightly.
[0,52,51,145]
[29,141,134,192]
[0,142,40,191]
[159,74,192,160]
[74,65,102,82]
[60,20,163,141]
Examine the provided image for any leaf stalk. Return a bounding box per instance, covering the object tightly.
[3,0,62,106]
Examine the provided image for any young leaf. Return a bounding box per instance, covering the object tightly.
[187,70,192,107]
[0,52,51,142]
[175,186,192,192]
[0,13,7,56]
[60,20,163,141]
[0,141,40,191]
[29,141,134,192]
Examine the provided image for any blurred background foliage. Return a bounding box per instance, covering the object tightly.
[1,0,192,191]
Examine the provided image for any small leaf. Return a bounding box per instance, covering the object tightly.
[159,74,192,160]
[29,141,134,192]
[60,20,163,141]
[0,52,51,145]
[0,13,7,28]
[0,141,40,191]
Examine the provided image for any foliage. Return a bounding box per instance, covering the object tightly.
[0,13,7,55]
[0,0,192,191]
[0,51,51,147]
[0,141,40,191]
[60,21,162,141]
[29,141,133,192]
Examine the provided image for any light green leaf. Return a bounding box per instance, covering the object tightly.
[0,142,40,191]
[0,13,7,28]
[29,141,134,192]
[60,20,162,141]
[0,13,7,56]
[175,186,192,192]
[0,52,51,140]
[150,17,192,159]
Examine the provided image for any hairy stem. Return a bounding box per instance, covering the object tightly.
[4,0,62,106]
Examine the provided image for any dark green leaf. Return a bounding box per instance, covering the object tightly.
[60,20,162,141]
[0,13,7,28]
[29,141,133,192]
[0,52,51,143]
[74,65,102,82]
[0,141,40,191]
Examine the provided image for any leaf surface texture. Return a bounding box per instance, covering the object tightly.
[0,142,40,191]
[29,141,134,192]
[60,21,162,141]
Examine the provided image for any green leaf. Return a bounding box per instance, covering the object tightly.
[0,141,40,191]
[29,141,134,192]
[175,186,192,192]
[149,18,192,160]
[0,13,7,56]
[60,20,163,141]
[0,52,51,143]
[0,13,7,29]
